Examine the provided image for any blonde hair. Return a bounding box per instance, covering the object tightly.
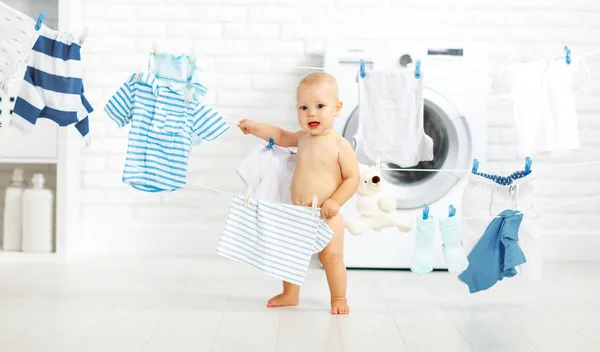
[297,72,339,99]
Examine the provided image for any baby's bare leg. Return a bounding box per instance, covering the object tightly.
[266,281,300,307]
[318,215,349,315]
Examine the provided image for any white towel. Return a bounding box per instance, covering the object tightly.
[356,70,433,167]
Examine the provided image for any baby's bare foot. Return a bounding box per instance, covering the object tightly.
[266,293,299,308]
[331,298,350,315]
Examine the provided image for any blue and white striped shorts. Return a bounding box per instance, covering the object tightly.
[217,195,334,286]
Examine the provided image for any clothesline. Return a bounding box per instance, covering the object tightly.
[18,130,600,219]
[29,125,600,177]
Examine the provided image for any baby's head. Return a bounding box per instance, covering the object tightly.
[295,72,343,136]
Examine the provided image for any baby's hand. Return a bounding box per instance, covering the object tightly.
[238,119,256,135]
[321,199,340,219]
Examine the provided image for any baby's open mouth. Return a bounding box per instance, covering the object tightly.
[308,121,320,129]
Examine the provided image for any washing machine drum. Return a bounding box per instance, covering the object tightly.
[342,88,472,209]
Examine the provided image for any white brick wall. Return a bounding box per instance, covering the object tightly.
[4,0,600,259]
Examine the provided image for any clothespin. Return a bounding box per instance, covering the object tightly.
[244,186,252,206]
[184,87,195,104]
[448,205,456,217]
[472,159,479,174]
[311,195,318,217]
[422,204,429,220]
[35,12,46,31]
[359,59,366,79]
[415,60,421,79]
[375,156,381,173]
[564,45,571,65]
[265,137,275,150]
[524,156,532,175]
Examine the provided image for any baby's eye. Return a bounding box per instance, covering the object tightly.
[317,104,325,109]
[299,106,308,111]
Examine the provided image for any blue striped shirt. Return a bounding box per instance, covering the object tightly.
[11,27,92,139]
[217,195,334,285]
[104,72,229,192]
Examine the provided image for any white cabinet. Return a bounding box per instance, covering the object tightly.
[0,92,58,164]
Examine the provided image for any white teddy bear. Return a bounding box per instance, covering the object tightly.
[344,164,413,235]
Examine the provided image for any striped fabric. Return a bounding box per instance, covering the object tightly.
[0,2,39,93]
[217,195,335,286]
[104,72,229,192]
[11,27,92,139]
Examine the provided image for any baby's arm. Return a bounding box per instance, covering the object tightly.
[331,138,360,206]
[238,119,303,147]
[321,138,360,218]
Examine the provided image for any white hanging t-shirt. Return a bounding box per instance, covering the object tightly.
[236,142,296,204]
[492,56,591,157]
[355,69,433,167]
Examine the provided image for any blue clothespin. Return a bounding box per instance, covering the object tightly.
[35,12,46,31]
[564,46,571,65]
[524,156,532,175]
[415,60,421,79]
[422,204,430,220]
[359,59,366,79]
[448,205,456,217]
[265,137,275,150]
[472,159,479,174]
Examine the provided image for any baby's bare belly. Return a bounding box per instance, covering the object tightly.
[291,170,341,207]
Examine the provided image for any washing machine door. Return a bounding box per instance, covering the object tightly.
[342,88,472,209]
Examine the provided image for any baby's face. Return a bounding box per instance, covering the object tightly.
[296,83,342,136]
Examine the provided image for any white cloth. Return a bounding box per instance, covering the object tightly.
[492,56,591,157]
[236,142,296,204]
[0,2,40,93]
[461,171,542,282]
[356,69,433,167]
[216,195,334,286]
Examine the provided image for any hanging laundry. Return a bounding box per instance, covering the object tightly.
[461,168,542,282]
[410,214,437,274]
[148,52,207,103]
[236,140,296,204]
[148,51,209,146]
[11,28,92,140]
[355,69,433,167]
[104,72,229,192]
[492,56,591,157]
[216,195,334,286]
[458,209,526,294]
[0,3,40,94]
[440,215,469,274]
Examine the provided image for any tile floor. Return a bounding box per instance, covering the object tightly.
[0,255,598,352]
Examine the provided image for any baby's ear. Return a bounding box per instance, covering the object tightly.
[335,101,343,116]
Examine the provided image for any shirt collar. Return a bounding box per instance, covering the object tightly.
[137,72,183,97]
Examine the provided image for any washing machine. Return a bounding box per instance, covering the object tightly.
[323,41,488,269]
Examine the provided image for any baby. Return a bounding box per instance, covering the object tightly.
[238,72,360,315]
